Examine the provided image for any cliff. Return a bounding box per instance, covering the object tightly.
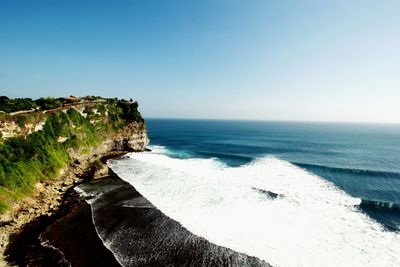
[0,98,149,261]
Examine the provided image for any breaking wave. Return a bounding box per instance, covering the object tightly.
[108,148,400,267]
[295,162,400,180]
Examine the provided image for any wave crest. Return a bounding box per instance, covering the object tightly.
[109,152,400,267]
[295,162,400,179]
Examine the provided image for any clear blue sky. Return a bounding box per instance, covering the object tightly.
[1,0,399,123]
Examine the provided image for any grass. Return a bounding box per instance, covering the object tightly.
[0,101,143,213]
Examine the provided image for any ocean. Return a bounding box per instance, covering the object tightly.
[95,119,400,266]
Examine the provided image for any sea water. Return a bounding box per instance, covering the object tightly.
[108,119,400,266]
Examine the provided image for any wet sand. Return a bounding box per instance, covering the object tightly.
[81,175,271,267]
[5,185,120,267]
[6,170,271,267]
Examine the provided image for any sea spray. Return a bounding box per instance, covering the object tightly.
[108,150,400,267]
[77,176,270,267]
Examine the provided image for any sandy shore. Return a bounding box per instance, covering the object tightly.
[5,179,120,267]
[2,154,272,267]
[0,151,126,267]
[77,172,272,266]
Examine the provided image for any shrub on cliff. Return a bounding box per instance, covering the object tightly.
[35,97,63,110]
[92,159,103,170]
[15,115,27,128]
[0,97,37,113]
[0,109,92,212]
[0,99,145,213]
[117,101,144,123]
[96,104,106,115]
[83,106,95,116]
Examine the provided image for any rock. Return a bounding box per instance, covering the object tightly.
[34,183,45,192]
[0,211,13,225]
[0,120,149,261]
[93,162,109,179]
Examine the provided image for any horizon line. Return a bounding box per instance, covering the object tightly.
[145,117,400,126]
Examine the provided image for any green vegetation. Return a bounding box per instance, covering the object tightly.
[0,97,37,113]
[0,98,144,213]
[0,95,109,113]
[117,100,144,123]
[92,159,103,171]
[15,115,27,128]
[35,97,63,110]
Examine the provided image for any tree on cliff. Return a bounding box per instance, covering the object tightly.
[117,101,144,123]
[35,97,63,110]
[0,97,37,113]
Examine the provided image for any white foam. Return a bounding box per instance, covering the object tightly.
[147,145,169,154]
[147,145,193,158]
[75,184,124,204]
[109,152,400,267]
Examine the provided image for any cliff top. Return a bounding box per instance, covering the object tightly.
[0,96,147,215]
[0,95,138,115]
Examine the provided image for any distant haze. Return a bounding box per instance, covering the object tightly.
[1,0,399,123]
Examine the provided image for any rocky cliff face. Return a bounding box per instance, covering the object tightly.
[0,120,149,224]
[67,121,149,165]
[112,121,149,152]
[0,104,149,263]
[0,115,46,139]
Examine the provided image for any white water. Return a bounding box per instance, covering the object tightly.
[108,147,400,267]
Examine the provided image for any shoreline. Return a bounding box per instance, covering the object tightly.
[0,151,128,266]
[77,166,272,266]
[4,153,272,267]
[4,168,122,267]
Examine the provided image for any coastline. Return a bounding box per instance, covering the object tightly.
[3,154,273,267]
[4,160,122,267]
[0,151,127,267]
[77,166,272,266]
[0,113,149,266]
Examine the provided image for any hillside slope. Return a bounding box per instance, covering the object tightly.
[0,98,149,213]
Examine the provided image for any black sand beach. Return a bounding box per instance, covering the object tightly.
[5,167,271,267]
[5,184,120,267]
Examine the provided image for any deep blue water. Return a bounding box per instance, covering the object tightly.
[146,119,400,231]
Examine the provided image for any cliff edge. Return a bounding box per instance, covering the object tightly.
[0,97,149,264]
